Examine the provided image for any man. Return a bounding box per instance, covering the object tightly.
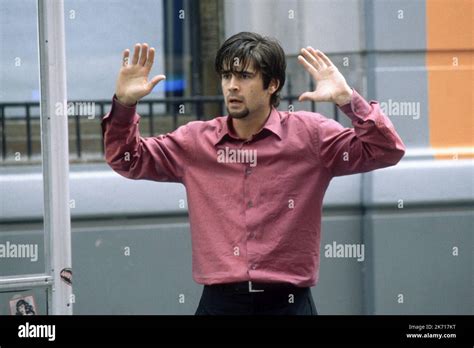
[101,32,406,315]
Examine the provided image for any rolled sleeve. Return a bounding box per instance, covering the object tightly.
[317,89,406,177]
[101,95,188,182]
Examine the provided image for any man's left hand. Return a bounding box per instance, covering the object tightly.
[297,47,353,106]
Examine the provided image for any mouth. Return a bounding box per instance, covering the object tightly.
[228,97,243,105]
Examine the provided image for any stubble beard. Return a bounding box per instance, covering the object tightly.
[227,106,250,119]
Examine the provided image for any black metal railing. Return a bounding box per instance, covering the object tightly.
[0,79,340,163]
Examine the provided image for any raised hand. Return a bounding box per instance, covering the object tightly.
[115,43,166,106]
[297,47,352,106]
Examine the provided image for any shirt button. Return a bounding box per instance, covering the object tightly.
[247,201,253,208]
[251,264,257,270]
[245,167,252,176]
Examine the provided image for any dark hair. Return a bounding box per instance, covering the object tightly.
[15,299,36,315]
[215,32,286,107]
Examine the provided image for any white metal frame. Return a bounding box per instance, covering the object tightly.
[0,0,72,315]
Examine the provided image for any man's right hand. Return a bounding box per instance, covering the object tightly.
[115,43,166,106]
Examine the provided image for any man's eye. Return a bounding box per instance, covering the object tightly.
[222,73,230,79]
[242,73,251,79]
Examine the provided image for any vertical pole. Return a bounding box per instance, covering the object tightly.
[37,0,73,315]
[0,105,5,160]
[26,105,32,158]
[189,0,203,119]
[164,0,174,115]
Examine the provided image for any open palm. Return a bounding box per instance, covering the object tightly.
[297,47,352,106]
[115,43,166,106]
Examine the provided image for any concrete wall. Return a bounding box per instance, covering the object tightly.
[1,161,472,314]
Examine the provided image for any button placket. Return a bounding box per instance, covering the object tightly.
[241,138,260,275]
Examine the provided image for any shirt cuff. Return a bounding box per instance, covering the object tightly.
[101,95,139,125]
[337,88,372,122]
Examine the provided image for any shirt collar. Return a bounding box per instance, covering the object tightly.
[213,107,283,146]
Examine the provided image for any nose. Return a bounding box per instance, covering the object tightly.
[228,75,239,91]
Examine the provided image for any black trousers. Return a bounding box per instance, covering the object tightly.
[195,282,318,315]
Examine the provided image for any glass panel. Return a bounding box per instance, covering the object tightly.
[0,0,45,280]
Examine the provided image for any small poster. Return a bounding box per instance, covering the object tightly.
[10,295,37,315]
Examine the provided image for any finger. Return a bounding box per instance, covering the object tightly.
[299,91,326,103]
[297,55,319,78]
[145,47,155,69]
[298,91,314,102]
[300,48,322,70]
[131,43,140,65]
[313,48,334,68]
[147,74,166,91]
[139,43,149,66]
[307,47,327,69]
[122,49,130,67]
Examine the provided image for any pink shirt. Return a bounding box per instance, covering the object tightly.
[101,89,406,287]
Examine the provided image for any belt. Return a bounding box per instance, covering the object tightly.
[208,281,300,293]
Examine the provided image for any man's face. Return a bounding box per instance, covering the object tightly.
[18,303,26,314]
[221,61,274,119]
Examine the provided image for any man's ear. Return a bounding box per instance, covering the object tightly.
[268,78,280,94]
